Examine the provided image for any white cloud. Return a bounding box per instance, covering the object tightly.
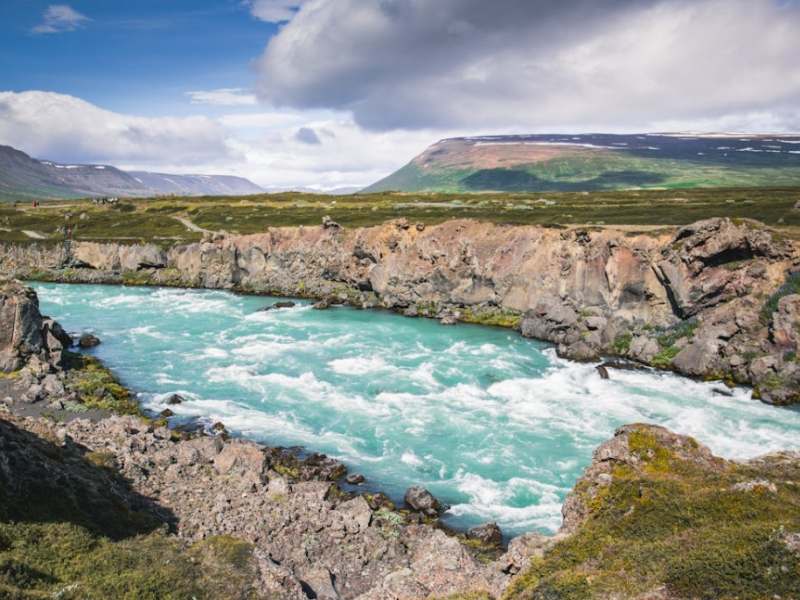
[186,88,258,106]
[31,4,91,34]
[246,0,307,23]
[217,112,306,129]
[252,0,800,133]
[226,119,437,189]
[0,90,433,190]
[0,91,234,167]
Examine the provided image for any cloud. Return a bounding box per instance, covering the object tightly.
[186,88,258,107]
[0,91,234,167]
[228,119,438,189]
[31,4,91,34]
[246,0,307,23]
[295,126,321,144]
[0,90,434,190]
[252,0,800,133]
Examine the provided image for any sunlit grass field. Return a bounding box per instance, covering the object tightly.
[2,187,800,245]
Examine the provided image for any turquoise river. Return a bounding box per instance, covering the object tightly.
[34,283,800,538]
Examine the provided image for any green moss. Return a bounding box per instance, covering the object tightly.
[65,353,141,416]
[121,271,155,286]
[506,425,800,600]
[460,307,522,328]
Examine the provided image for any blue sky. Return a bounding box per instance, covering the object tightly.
[1,0,799,189]
[2,1,275,116]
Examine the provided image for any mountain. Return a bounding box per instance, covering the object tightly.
[0,145,264,201]
[362,133,800,193]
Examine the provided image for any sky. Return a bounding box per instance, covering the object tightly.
[1,0,799,190]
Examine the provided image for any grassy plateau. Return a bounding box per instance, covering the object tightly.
[2,187,800,245]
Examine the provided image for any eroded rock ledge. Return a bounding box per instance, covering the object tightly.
[2,217,800,403]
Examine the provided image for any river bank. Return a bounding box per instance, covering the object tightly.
[3,275,800,598]
[2,216,800,404]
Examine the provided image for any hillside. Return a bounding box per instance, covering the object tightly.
[0,145,264,201]
[363,133,800,193]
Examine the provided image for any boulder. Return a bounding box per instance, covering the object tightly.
[258,301,296,312]
[346,472,365,485]
[404,486,441,517]
[213,439,269,483]
[78,333,101,348]
[466,520,503,546]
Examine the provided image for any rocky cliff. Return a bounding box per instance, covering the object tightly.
[2,217,799,403]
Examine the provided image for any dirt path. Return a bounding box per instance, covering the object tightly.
[21,230,47,239]
[173,216,213,233]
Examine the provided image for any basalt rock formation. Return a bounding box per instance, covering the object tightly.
[1,217,799,403]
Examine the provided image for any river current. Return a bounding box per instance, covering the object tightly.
[34,283,800,538]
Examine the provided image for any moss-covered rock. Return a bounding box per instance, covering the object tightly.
[507,423,800,600]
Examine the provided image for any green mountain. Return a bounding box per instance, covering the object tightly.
[0,145,264,201]
[363,133,800,193]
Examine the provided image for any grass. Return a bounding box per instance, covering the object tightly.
[504,425,800,600]
[3,187,800,247]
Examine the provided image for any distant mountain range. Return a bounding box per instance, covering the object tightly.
[0,145,265,201]
[362,133,800,193]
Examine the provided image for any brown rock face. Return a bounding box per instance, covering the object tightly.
[0,279,45,371]
[2,217,799,402]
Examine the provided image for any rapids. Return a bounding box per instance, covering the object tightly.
[34,283,800,537]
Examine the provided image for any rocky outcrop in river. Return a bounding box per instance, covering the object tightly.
[1,217,799,402]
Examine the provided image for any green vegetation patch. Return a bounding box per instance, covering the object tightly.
[63,352,141,415]
[4,187,800,248]
[0,524,259,600]
[460,306,522,328]
[506,427,800,600]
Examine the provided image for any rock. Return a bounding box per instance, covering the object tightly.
[0,279,44,372]
[213,439,268,483]
[367,492,394,511]
[312,298,331,310]
[520,296,580,345]
[167,394,184,405]
[770,294,800,352]
[404,486,441,516]
[466,520,503,546]
[78,333,101,347]
[731,478,777,494]
[346,472,365,485]
[159,408,174,417]
[404,305,419,318]
[628,335,661,363]
[596,365,610,379]
[300,567,339,600]
[322,215,340,229]
[259,301,296,312]
[557,340,599,362]
[503,532,560,575]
